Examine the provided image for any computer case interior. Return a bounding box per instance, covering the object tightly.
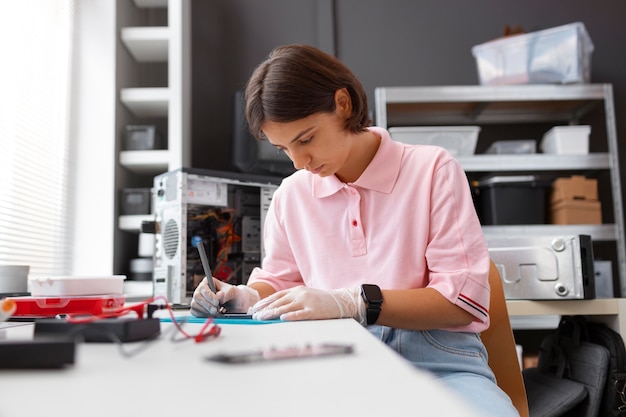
[152,168,281,305]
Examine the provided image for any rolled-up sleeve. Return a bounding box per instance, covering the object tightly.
[424,157,490,332]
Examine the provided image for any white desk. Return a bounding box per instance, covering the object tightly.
[507,298,626,336]
[0,318,480,417]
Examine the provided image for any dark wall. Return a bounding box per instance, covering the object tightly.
[191,0,626,291]
[191,0,626,177]
[191,0,321,169]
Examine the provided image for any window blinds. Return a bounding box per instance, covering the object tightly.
[0,0,76,277]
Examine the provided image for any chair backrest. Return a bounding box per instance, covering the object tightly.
[481,260,530,417]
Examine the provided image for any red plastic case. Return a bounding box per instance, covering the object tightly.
[9,295,126,318]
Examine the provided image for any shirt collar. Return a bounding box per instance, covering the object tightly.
[312,126,403,198]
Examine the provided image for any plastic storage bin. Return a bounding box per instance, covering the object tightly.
[485,140,536,154]
[120,188,152,215]
[124,125,164,150]
[29,275,126,296]
[388,126,480,156]
[541,125,591,155]
[475,175,552,225]
[10,294,126,318]
[471,22,594,85]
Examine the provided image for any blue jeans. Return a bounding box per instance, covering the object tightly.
[368,326,520,417]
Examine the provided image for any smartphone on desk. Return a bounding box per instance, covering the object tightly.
[206,343,354,364]
[213,312,253,320]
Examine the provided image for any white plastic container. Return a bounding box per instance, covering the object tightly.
[486,140,536,155]
[29,275,126,296]
[540,125,591,155]
[0,265,29,294]
[388,126,480,156]
[471,22,593,85]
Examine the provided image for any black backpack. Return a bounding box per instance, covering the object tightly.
[523,315,626,417]
[586,320,626,417]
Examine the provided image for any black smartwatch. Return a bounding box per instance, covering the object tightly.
[361,284,383,325]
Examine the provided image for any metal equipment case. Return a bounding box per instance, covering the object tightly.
[152,168,281,305]
[488,235,595,300]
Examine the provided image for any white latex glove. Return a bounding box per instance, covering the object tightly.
[249,286,366,324]
[190,277,260,317]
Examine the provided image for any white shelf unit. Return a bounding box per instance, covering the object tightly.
[119,149,169,174]
[114,0,191,279]
[120,27,169,62]
[118,214,154,232]
[120,87,169,118]
[375,84,626,297]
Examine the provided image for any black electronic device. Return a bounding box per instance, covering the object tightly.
[361,284,384,325]
[0,339,75,369]
[231,90,296,177]
[206,343,354,364]
[34,317,161,343]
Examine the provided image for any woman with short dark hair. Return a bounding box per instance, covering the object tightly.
[192,44,520,417]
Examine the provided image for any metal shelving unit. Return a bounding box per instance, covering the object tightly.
[375,84,626,296]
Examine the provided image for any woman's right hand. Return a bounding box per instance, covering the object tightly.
[190,277,220,317]
[190,277,260,317]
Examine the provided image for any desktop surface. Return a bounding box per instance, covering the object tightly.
[0,318,480,416]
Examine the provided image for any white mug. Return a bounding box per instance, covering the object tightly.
[0,265,30,294]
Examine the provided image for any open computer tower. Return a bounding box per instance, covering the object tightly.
[152,168,281,305]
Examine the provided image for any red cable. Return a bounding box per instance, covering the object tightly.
[64,295,221,343]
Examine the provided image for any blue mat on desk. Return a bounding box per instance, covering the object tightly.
[160,316,282,325]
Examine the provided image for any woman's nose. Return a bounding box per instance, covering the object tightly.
[288,148,309,170]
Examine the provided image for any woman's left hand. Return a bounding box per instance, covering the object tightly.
[249,286,365,323]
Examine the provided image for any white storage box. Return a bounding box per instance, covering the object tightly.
[29,275,126,296]
[540,125,590,155]
[388,126,480,156]
[471,22,593,85]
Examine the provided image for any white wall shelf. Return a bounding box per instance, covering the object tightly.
[133,0,167,9]
[120,87,169,117]
[119,150,169,174]
[375,84,609,127]
[507,298,626,337]
[121,27,169,62]
[119,214,154,232]
[458,153,610,171]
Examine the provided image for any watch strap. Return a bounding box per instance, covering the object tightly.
[361,284,383,325]
[365,304,381,326]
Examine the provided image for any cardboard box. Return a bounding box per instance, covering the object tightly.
[551,199,602,224]
[551,175,598,203]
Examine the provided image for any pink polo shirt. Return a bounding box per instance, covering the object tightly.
[248,127,491,332]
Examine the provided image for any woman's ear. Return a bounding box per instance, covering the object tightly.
[334,88,352,117]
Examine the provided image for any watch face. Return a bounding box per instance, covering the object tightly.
[362,284,383,304]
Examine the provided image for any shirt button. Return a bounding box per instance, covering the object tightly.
[352,220,358,227]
